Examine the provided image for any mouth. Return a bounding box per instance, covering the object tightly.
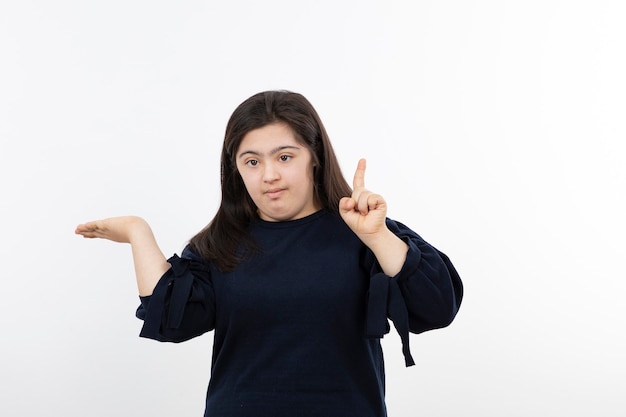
[265,188,285,198]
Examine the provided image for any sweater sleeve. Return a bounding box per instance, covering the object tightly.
[365,218,463,366]
[135,245,216,342]
[388,219,463,332]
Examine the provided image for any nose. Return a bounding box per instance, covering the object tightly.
[262,162,280,183]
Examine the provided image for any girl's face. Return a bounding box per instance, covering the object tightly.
[235,122,320,222]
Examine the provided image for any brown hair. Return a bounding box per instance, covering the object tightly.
[189,90,351,271]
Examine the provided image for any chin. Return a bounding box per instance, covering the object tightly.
[259,209,291,222]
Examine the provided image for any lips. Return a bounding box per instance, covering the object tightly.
[265,188,285,198]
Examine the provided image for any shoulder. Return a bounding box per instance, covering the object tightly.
[181,244,208,263]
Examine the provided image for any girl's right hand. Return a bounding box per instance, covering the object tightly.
[75,216,150,244]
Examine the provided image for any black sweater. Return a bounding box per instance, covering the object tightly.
[137,210,462,417]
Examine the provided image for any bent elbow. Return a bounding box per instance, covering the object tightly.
[409,289,461,333]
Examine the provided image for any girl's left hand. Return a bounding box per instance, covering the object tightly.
[339,159,388,242]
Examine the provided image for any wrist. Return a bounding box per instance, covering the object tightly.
[127,217,152,244]
[365,229,409,277]
[362,228,397,252]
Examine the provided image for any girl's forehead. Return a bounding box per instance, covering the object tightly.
[237,123,300,152]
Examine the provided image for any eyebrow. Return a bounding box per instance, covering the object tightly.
[237,145,301,159]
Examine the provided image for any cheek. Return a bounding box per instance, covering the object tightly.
[305,163,317,183]
[239,171,261,194]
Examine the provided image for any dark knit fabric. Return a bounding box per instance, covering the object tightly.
[136,210,462,417]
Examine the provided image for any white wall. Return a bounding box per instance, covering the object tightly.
[1,1,624,416]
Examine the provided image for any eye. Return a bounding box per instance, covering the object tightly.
[279,154,292,162]
[245,159,259,167]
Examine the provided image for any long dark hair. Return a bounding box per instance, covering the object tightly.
[189,90,352,271]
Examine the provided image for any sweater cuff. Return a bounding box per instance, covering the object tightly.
[365,272,416,367]
[138,254,194,340]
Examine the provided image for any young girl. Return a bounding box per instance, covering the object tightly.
[75,90,463,417]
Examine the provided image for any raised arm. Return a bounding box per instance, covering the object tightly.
[75,216,170,296]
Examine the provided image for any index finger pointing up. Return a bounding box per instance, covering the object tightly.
[353,158,366,190]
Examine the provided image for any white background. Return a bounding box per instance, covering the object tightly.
[1,1,625,416]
